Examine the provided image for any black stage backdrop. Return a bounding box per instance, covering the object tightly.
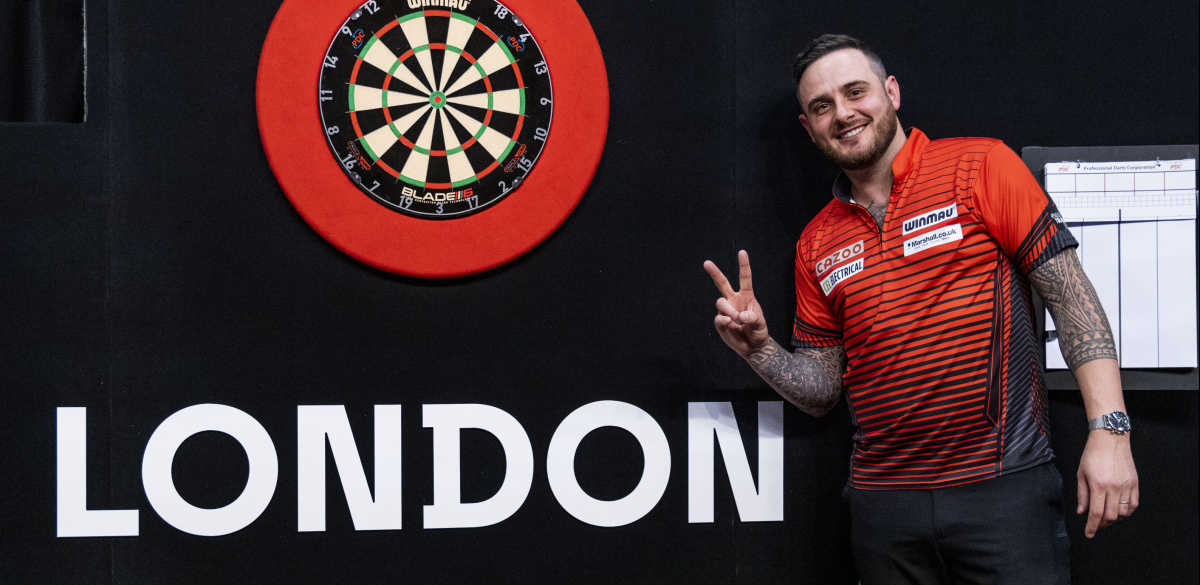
[1,0,1197,583]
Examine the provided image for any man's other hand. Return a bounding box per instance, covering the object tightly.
[1077,428,1139,538]
[704,250,770,357]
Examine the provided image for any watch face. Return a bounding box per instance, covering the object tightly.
[1108,411,1131,433]
[318,0,552,219]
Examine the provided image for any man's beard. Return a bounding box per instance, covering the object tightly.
[817,108,899,171]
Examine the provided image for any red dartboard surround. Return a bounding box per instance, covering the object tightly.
[257,0,608,278]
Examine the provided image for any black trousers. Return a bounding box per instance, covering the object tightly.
[844,463,1071,585]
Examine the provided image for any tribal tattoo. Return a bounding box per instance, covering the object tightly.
[744,339,845,416]
[1028,248,1118,371]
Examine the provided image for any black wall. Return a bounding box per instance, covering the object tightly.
[1,0,1196,583]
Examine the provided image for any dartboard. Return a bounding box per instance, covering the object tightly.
[257,0,607,278]
[318,1,552,219]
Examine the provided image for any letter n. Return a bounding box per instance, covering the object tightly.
[687,402,783,523]
[297,405,402,531]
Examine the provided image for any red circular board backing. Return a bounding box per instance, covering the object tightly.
[257,0,608,278]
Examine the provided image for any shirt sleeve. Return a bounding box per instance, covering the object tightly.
[972,142,1078,275]
[792,239,843,348]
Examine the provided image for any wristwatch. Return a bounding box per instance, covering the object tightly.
[1087,411,1131,434]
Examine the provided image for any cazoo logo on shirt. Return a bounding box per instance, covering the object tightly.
[820,258,863,296]
[816,240,865,275]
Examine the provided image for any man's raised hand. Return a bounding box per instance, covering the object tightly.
[704,250,770,357]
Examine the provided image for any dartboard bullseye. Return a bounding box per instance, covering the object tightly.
[319,0,552,219]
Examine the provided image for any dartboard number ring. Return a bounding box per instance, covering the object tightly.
[319,0,552,219]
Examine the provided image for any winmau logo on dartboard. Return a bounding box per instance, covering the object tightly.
[319,0,552,219]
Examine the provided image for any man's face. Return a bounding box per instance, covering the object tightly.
[797,49,901,171]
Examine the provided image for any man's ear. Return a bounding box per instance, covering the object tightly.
[885,75,901,111]
[798,113,814,142]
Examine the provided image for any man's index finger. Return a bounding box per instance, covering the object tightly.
[703,260,737,300]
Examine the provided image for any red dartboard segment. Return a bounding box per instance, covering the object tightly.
[256,0,608,278]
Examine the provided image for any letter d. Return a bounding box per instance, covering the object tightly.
[423,404,534,529]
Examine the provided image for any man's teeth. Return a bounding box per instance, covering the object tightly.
[841,127,864,139]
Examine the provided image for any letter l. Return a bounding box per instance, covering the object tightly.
[56,407,139,537]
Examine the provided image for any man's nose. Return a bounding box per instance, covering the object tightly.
[833,99,856,124]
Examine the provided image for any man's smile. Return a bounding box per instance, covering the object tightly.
[836,123,868,141]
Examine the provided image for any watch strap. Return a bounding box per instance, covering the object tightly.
[1087,411,1130,433]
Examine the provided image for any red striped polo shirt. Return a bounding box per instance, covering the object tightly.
[792,128,1076,489]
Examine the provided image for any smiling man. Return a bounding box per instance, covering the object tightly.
[704,35,1138,584]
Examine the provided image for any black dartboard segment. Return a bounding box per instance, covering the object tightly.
[319,0,553,219]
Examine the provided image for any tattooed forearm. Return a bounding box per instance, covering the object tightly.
[1028,248,1117,371]
[744,339,845,416]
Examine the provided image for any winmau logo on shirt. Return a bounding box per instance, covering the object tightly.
[901,203,958,235]
[820,258,863,296]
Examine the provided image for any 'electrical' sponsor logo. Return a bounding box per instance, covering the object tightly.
[816,240,865,275]
[820,258,863,296]
[903,224,963,256]
[901,203,958,235]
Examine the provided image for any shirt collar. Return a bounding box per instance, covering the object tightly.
[831,127,929,204]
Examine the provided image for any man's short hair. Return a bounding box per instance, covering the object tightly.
[792,34,887,86]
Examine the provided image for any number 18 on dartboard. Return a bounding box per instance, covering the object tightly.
[318,0,552,219]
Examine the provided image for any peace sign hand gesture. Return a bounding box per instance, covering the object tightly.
[704,250,771,357]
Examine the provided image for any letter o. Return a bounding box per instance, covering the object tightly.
[546,401,670,528]
[142,404,278,536]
